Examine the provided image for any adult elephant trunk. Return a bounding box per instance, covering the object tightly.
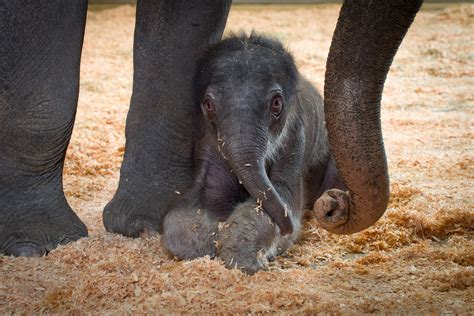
[318,0,423,234]
[220,122,293,235]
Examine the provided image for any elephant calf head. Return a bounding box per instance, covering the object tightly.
[194,33,300,235]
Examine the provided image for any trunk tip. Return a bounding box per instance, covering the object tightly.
[313,189,350,233]
[278,221,293,236]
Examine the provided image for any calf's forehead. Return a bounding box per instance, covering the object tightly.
[209,48,289,87]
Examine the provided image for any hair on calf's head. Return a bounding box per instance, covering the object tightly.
[195,32,299,104]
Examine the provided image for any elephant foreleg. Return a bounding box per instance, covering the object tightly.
[217,200,277,274]
[162,136,243,260]
[103,0,232,237]
[0,1,88,256]
[217,178,304,274]
[162,202,220,260]
[218,130,305,274]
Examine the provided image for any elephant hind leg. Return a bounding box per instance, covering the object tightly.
[162,206,220,260]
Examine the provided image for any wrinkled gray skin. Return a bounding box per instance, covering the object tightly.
[162,34,347,273]
[0,1,231,257]
[1,0,423,261]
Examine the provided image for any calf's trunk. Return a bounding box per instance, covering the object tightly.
[221,127,293,235]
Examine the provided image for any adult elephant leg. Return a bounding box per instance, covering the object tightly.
[314,0,423,234]
[0,1,88,256]
[103,1,232,237]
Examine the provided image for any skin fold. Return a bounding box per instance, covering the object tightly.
[162,33,346,274]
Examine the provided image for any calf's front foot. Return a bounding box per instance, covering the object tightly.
[217,201,277,274]
[162,206,219,260]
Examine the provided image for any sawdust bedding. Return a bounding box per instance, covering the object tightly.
[1,4,473,314]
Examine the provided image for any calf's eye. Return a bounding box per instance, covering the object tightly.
[271,95,283,117]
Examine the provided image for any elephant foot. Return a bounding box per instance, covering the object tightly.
[217,201,277,275]
[313,189,350,230]
[7,242,44,257]
[162,207,219,260]
[1,195,87,257]
[103,186,165,238]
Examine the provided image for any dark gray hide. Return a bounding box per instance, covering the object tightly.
[0,1,231,257]
[162,33,346,274]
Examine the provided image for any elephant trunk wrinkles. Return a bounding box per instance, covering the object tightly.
[221,129,293,235]
[320,0,423,234]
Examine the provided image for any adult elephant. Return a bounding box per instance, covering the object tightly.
[0,0,423,257]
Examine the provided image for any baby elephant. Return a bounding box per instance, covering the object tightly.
[162,33,347,274]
